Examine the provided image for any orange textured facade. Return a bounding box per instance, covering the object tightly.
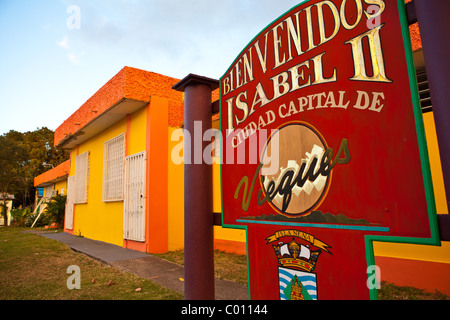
[54,67,184,147]
[34,160,70,187]
[405,0,422,52]
[409,24,422,52]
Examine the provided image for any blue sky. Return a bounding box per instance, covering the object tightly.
[0,0,302,135]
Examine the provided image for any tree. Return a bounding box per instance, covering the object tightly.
[0,128,69,211]
[0,135,27,225]
[19,127,69,207]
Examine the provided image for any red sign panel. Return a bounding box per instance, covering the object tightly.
[220,0,439,299]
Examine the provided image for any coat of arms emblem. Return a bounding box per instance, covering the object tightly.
[267,230,332,300]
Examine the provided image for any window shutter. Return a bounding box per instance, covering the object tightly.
[75,151,89,204]
[103,133,125,201]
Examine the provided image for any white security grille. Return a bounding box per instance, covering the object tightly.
[103,133,125,201]
[65,175,75,230]
[75,151,89,204]
[123,151,146,242]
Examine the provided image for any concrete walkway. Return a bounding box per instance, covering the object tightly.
[38,231,249,300]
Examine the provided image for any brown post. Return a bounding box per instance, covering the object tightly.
[173,74,219,300]
[414,0,450,239]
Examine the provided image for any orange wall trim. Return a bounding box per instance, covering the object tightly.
[64,203,74,234]
[214,239,247,255]
[124,239,146,252]
[375,256,450,295]
[146,96,169,253]
[34,160,70,187]
[126,114,131,156]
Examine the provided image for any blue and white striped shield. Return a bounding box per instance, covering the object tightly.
[278,267,318,300]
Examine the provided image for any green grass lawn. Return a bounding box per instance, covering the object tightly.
[0,226,447,300]
[155,249,449,300]
[0,227,182,300]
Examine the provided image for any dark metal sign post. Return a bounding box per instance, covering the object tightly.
[173,74,219,300]
[414,0,450,239]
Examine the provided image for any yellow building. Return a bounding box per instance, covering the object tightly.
[34,160,70,199]
[33,160,70,226]
[53,66,244,254]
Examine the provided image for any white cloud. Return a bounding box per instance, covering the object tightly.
[55,0,301,78]
[58,35,69,49]
[58,35,84,66]
[67,52,84,66]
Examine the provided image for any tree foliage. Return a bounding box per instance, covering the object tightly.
[0,127,69,210]
[0,134,27,225]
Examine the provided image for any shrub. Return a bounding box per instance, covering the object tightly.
[25,210,52,227]
[44,194,67,225]
[10,207,32,227]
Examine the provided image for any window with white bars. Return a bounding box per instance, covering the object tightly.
[75,151,89,204]
[103,133,125,202]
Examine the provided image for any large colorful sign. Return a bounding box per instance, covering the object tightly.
[220,0,440,299]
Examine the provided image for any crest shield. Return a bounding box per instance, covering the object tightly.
[279,267,317,300]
